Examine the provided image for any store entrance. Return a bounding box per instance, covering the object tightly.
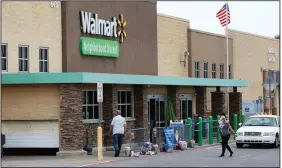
[180,94,193,123]
[147,94,165,141]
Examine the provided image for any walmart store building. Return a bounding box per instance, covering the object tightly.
[2,1,247,155]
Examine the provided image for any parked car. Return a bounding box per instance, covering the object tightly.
[235,115,280,148]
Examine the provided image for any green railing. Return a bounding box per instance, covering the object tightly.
[185,114,246,146]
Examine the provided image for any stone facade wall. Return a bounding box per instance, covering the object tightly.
[203,112,211,119]
[134,85,148,142]
[59,84,84,151]
[229,92,242,123]
[195,87,207,118]
[134,85,148,128]
[124,121,135,144]
[167,86,180,120]
[272,108,278,115]
[59,84,149,150]
[211,92,226,119]
[83,123,101,147]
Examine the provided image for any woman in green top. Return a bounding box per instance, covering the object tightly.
[219,113,235,157]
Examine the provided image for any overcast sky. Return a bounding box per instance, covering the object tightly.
[157,1,279,38]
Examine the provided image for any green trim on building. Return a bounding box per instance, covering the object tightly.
[2,72,248,87]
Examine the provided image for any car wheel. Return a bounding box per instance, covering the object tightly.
[236,143,243,148]
[272,134,279,148]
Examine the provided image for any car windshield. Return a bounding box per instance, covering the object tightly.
[243,117,277,126]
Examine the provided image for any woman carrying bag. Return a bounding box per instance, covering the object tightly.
[218,113,235,157]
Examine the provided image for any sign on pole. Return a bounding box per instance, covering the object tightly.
[97,81,103,103]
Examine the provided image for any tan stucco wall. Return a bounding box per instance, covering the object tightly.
[2,85,60,120]
[189,30,233,78]
[206,87,215,112]
[157,14,189,77]
[2,1,62,73]
[145,85,167,94]
[229,30,280,101]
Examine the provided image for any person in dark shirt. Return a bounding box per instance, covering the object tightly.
[219,113,235,157]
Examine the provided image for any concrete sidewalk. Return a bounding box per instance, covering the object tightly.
[2,141,235,167]
[2,151,125,167]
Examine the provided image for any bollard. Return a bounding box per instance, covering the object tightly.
[216,115,221,143]
[197,117,203,146]
[186,118,192,142]
[234,114,238,132]
[241,114,246,124]
[208,116,213,144]
[233,114,238,140]
[97,126,103,161]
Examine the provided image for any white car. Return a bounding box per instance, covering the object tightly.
[235,115,280,148]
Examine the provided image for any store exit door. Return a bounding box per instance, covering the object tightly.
[180,94,193,122]
[147,94,165,141]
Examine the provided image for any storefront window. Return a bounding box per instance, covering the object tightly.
[1,44,7,72]
[39,48,49,72]
[83,90,100,120]
[220,64,224,79]
[19,45,29,72]
[204,62,208,78]
[117,90,133,118]
[195,61,200,78]
[229,64,231,79]
[212,63,216,78]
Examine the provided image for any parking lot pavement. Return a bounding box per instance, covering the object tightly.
[0,142,227,167]
[93,143,280,167]
[2,142,279,167]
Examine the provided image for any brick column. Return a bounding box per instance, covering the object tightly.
[195,86,207,118]
[272,72,278,115]
[57,84,86,156]
[167,86,180,120]
[229,90,242,123]
[211,91,226,119]
[133,85,148,142]
[134,85,148,129]
[263,70,269,113]
[103,84,115,147]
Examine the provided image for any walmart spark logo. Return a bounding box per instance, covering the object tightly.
[117,14,127,43]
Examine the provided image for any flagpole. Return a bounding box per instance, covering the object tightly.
[225,1,230,119]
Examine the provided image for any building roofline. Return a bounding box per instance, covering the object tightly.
[2,72,248,87]
[229,29,279,41]
[189,29,232,40]
[145,0,157,4]
[157,13,190,23]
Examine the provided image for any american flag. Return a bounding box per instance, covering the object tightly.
[216,3,231,27]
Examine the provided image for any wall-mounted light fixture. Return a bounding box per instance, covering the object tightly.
[180,51,189,68]
[50,1,59,8]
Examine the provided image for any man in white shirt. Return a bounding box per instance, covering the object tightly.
[109,110,127,157]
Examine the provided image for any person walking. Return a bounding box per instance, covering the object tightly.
[219,113,235,157]
[109,110,127,157]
